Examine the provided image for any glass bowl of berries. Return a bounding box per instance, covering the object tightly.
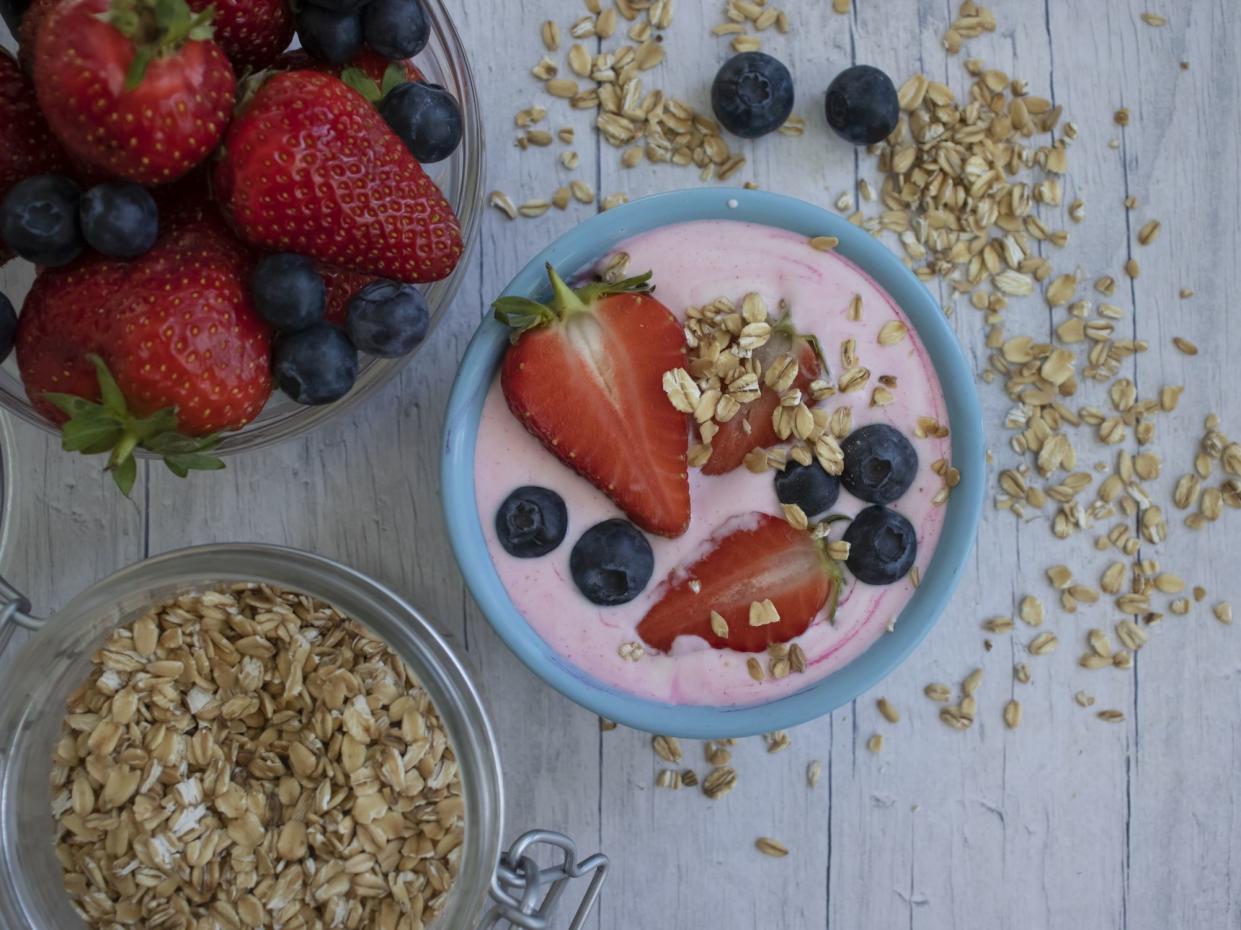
[443,188,986,739]
[0,0,481,491]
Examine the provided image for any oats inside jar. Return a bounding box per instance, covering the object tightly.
[49,584,463,930]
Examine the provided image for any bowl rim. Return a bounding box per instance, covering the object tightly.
[0,0,485,457]
[442,187,986,739]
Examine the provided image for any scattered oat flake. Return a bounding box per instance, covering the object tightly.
[1173,337,1199,356]
[1003,700,1021,729]
[756,837,789,858]
[807,760,823,788]
[866,733,883,753]
[877,698,900,723]
[1215,602,1233,625]
[1097,709,1125,723]
[809,236,839,251]
[1140,12,1167,26]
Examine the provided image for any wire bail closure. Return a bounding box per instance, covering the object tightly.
[477,830,608,930]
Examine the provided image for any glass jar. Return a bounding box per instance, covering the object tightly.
[0,546,605,929]
[0,0,484,455]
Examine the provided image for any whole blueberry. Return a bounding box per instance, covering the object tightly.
[345,280,429,357]
[711,52,795,139]
[379,82,463,163]
[273,325,359,405]
[0,175,83,267]
[297,5,363,64]
[364,0,430,60]
[825,65,900,146]
[252,253,326,332]
[840,424,918,505]
[570,519,654,606]
[0,292,16,365]
[496,486,568,558]
[842,505,917,586]
[774,460,841,519]
[78,182,159,259]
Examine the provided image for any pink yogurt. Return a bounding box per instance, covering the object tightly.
[474,220,951,707]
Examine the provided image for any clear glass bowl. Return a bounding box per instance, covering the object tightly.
[0,0,483,455]
[0,545,503,930]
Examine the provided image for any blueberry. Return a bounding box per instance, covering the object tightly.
[379,82,463,163]
[774,460,841,519]
[297,5,363,64]
[78,182,159,259]
[825,65,900,146]
[710,52,795,139]
[843,505,917,586]
[0,175,83,268]
[0,292,16,365]
[496,486,568,559]
[840,424,918,505]
[252,254,326,332]
[570,519,654,606]
[273,325,359,405]
[363,0,429,60]
[345,279,429,357]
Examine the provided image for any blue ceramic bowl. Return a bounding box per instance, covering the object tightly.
[443,188,985,739]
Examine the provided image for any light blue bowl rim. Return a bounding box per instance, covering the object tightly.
[442,188,985,739]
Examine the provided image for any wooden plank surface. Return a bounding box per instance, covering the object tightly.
[2,1,1239,928]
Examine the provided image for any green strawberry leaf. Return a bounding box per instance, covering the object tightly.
[340,68,383,104]
[43,392,101,419]
[87,355,128,419]
[381,63,408,99]
[61,415,124,454]
[110,455,138,497]
[165,452,226,473]
[145,430,222,455]
[492,297,558,342]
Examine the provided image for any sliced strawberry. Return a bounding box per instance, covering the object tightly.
[494,265,691,538]
[636,513,843,653]
[701,318,824,476]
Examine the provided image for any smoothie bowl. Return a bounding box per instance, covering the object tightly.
[444,189,984,739]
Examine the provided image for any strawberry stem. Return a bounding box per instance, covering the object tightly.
[545,263,587,317]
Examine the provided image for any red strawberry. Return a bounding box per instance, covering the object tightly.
[214,70,463,283]
[16,0,62,72]
[34,0,236,185]
[636,513,843,653]
[494,265,692,537]
[0,48,74,265]
[16,216,272,493]
[187,0,293,72]
[701,318,824,475]
[318,263,376,326]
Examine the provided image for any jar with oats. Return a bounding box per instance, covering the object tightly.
[0,541,607,930]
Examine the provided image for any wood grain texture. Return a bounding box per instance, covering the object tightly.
[2,1,1239,928]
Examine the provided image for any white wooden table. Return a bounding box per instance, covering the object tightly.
[4,1,1240,927]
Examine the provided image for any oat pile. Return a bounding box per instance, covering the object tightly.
[51,585,463,930]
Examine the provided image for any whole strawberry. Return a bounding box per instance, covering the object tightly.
[16,215,272,493]
[0,49,73,265]
[187,0,293,72]
[34,0,236,185]
[215,69,463,283]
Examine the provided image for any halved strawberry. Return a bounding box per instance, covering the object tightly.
[701,317,824,475]
[494,265,692,538]
[636,513,843,653]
